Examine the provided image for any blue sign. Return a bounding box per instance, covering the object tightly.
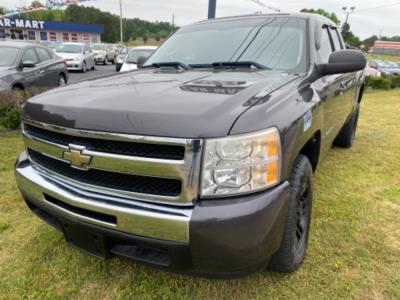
[0,17,103,34]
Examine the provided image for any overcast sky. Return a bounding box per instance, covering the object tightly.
[3,0,400,39]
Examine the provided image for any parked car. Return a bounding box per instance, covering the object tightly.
[115,47,131,72]
[119,46,157,72]
[55,42,95,73]
[15,13,366,277]
[0,41,68,92]
[92,43,116,65]
[113,44,125,54]
[365,64,381,77]
[369,60,400,76]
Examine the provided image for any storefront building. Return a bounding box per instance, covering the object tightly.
[373,40,400,56]
[0,17,103,44]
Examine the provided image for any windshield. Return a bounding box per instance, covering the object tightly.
[146,17,307,73]
[127,49,154,63]
[92,44,106,51]
[0,47,20,66]
[119,48,129,54]
[56,44,83,53]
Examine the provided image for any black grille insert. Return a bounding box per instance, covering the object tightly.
[28,150,182,197]
[24,124,185,160]
[44,194,117,224]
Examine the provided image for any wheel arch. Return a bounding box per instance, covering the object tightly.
[12,83,25,90]
[298,130,321,172]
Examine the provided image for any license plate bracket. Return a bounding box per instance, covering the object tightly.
[62,222,108,259]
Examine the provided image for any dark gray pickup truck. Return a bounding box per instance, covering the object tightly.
[15,13,366,277]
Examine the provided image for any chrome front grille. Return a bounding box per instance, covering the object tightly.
[22,120,203,206]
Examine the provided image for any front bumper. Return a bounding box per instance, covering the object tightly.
[95,56,105,63]
[15,152,290,276]
[66,62,83,71]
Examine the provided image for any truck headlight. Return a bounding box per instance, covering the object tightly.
[201,127,281,197]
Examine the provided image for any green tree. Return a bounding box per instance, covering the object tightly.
[31,0,43,8]
[301,8,341,25]
[24,5,174,44]
[363,35,379,50]
[143,32,149,43]
[0,6,5,15]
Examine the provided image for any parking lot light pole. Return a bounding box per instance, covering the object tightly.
[119,0,123,43]
[208,0,217,19]
[342,6,355,26]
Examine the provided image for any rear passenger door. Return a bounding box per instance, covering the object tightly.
[329,27,355,121]
[35,46,58,87]
[316,25,352,146]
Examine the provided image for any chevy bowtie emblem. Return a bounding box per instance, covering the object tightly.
[63,145,92,170]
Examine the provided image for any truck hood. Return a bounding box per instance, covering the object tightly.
[23,69,299,138]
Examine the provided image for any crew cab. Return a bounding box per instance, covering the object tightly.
[15,13,366,277]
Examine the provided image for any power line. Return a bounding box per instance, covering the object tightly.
[248,0,280,13]
[353,1,400,13]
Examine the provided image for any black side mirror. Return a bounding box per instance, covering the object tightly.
[136,56,147,68]
[319,50,366,76]
[21,61,36,68]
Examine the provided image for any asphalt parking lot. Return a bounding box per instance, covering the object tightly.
[68,63,117,84]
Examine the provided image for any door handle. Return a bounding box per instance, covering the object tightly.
[39,69,46,74]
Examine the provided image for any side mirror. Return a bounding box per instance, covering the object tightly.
[319,50,366,76]
[21,61,36,68]
[136,56,147,68]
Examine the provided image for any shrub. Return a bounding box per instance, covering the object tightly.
[0,87,50,131]
[365,76,392,90]
[0,94,22,130]
[390,75,400,89]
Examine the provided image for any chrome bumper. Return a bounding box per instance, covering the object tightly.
[15,152,192,243]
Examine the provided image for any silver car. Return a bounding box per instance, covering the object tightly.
[92,43,116,65]
[55,43,96,72]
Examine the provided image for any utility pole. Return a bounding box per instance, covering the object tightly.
[119,0,123,43]
[171,13,175,34]
[208,0,217,19]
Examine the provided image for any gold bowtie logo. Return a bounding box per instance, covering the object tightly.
[63,145,92,170]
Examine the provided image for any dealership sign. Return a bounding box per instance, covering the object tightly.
[0,18,45,30]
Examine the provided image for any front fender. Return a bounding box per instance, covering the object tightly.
[230,79,324,181]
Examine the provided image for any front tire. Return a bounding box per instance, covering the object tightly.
[103,57,108,65]
[58,75,66,87]
[82,62,87,73]
[268,155,313,273]
[333,104,360,148]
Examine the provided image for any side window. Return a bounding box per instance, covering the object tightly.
[318,28,333,63]
[22,48,39,64]
[330,28,343,51]
[35,47,52,62]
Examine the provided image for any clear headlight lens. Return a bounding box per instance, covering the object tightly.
[201,128,281,197]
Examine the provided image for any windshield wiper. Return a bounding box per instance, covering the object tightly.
[152,62,192,70]
[211,61,270,70]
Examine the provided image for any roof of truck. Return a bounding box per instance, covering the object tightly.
[197,12,336,27]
